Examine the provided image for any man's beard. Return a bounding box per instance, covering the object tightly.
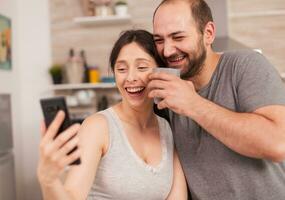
[180,37,206,80]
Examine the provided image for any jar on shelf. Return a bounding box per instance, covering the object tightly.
[89,66,100,83]
[114,1,128,16]
[93,0,113,16]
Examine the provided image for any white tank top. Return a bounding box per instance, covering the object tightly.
[87,107,174,200]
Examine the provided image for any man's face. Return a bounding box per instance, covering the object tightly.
[153,1,207,79]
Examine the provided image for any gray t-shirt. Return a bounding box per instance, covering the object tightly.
[170,50,285,200]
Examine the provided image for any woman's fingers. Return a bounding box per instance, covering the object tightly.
[40,123,80,159]
[63,148,81,166]
[44,110,66,142]
[40,134,81,172]
[54,147,81,169]
[53,123,81,150]
[40,120,47,139]
[54,135,79,161]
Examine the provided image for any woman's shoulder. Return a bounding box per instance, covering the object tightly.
[78,109,110,148]
[82,110,109,129]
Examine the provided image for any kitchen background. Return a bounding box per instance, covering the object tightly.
[0,0,284,199]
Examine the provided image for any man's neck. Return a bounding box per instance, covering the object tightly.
[189,49,221,91]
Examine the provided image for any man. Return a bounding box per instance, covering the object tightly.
[149,0,285,199]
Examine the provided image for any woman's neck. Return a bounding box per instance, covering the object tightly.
[114,102,156,130]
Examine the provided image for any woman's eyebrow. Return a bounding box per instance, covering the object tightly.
[136,58,151,62]
[115,60,127,64]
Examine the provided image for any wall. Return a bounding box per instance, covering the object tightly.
[17,0,52,198]
[0,0,23,199]
[206,0,228,37]
[228,0,285,72]
[50,0,161,76]
[49,0,241,75]
[0,0,52,199]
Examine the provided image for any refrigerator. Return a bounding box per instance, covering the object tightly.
[0,94,16,200]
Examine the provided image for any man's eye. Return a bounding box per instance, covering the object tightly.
[154,38,163,44]
[173,36,184,41]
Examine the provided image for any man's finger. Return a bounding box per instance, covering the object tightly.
[149,89,166,99]
[45,110,65,141]
[157,99,168,110]
[148,80,168,91]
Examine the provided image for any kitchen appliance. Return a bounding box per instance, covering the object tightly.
[0,94,16,200]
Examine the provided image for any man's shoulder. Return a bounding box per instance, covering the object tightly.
[222,49,262,62]
[221,49,271,74]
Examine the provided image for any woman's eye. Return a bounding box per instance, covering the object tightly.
[138,66,149,71]
[117,68,127,72]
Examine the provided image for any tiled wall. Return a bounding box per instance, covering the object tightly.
[228,0,285,72]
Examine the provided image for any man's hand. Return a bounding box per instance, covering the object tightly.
[148,71,201,116]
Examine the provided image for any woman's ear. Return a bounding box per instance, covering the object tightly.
[203,21,216,46]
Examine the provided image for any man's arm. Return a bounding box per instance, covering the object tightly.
[148,73,285,162]
[188,96,285,162]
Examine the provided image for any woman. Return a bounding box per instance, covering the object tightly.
[37,30,187,199]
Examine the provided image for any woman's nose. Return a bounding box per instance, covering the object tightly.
[126,69,138,82]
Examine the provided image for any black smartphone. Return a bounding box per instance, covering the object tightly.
[40,97,81,165]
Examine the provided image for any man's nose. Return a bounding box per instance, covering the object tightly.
[163,41,176,58]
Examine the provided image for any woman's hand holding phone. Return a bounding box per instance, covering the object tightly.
[37,111,81,186]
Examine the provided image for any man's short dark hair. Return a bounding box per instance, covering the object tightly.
[153,0,213,34]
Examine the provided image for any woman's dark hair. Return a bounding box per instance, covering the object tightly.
[109,29,165,72]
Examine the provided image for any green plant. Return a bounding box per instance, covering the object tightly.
[49,64,63,76]
[49,64,64,84]
[115,0,127,6]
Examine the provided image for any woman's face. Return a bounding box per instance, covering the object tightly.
[114,42,157,108]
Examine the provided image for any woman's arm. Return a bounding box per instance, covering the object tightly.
[166,151,188,200]
[63,114,109,199]
[38,112,109,200]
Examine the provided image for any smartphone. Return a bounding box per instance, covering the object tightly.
[40,97,81,165]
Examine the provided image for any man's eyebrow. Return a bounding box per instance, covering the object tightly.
[153,34,161,38]
[170,31,186,36]
[153,31,186,38]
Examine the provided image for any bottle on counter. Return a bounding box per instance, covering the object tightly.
[65,48,84,84]
[97,95,108,111]
[80,50,90,83]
